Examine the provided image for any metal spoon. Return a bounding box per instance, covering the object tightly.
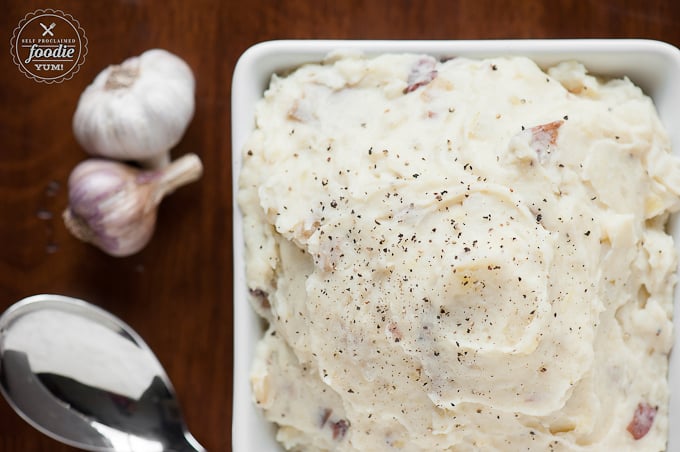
[0,294,205,452]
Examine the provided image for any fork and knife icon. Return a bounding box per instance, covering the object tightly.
[40,22,56,37]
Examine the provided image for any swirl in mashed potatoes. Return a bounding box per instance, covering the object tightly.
[238,52,680,451]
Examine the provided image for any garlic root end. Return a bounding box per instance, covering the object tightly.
[63,209,95,244]
[104,63,140,90]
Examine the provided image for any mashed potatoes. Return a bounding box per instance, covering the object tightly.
[238,52,680,451]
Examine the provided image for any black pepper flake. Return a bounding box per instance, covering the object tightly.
[330,200,338,208]
[584,230,591,236]
[536,213,542,223]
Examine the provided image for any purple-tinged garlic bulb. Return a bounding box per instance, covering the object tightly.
[63,153,202,257]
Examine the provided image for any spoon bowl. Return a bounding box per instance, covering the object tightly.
[0,294,205,452]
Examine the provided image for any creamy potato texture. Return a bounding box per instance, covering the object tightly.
[238,52,680,451]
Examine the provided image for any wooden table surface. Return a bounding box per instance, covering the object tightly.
[1,0,679,450]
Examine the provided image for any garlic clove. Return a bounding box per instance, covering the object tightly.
[72,49,195,169]
[63,154,203,257]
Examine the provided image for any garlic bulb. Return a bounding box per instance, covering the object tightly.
[72,49,195,169]
[63,153,203,257]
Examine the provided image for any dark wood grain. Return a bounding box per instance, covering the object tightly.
[1,1,679,451]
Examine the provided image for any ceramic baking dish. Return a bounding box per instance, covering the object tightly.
[231,39,680,451]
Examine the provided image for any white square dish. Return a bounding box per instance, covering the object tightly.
[231,39,680,452]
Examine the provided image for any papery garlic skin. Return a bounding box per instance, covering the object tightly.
[64,159,157,257]
[63,153,203,257]
[72,49,195,168]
